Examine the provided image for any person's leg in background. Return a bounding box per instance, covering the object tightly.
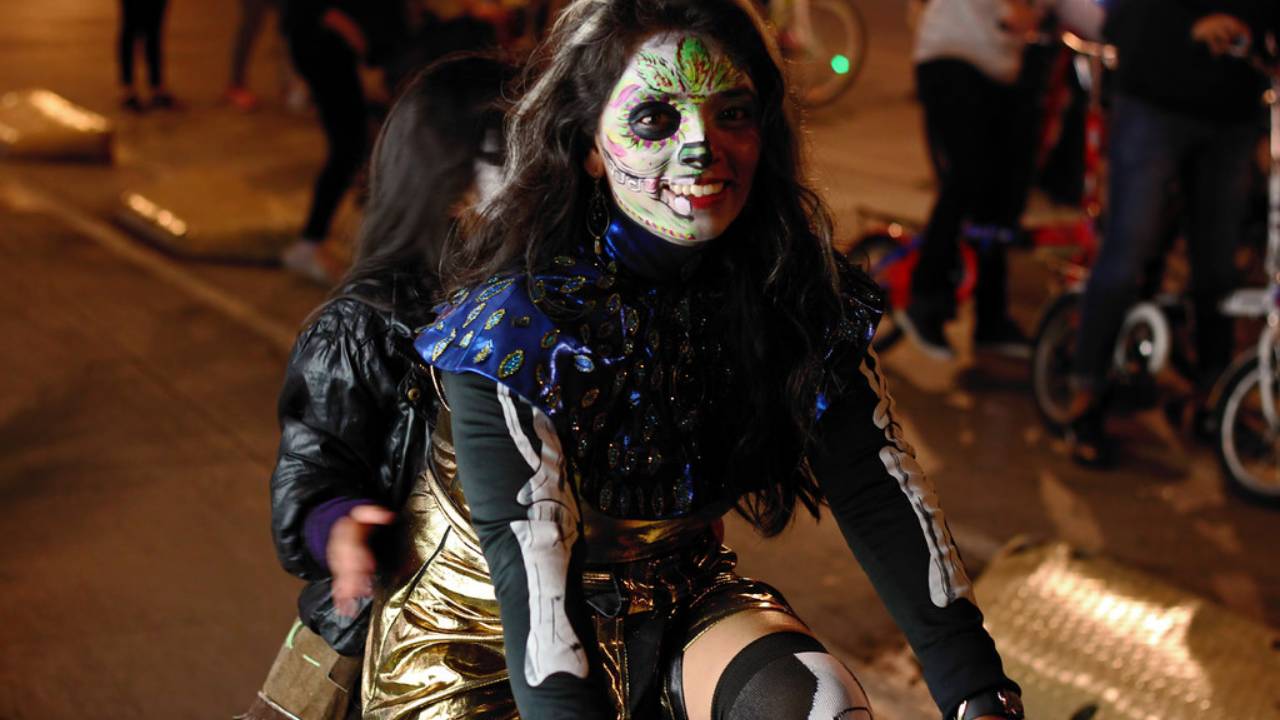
[118,0,144,111]
[1068,93,1192,465]
[282,29,367,283]
[140,0,175,107]
[1184,118,1257,395]
[227,0,273,111]
[971,77,1040,357]
[900,60,997,360]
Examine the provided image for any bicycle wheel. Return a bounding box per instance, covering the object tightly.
[1214,353,1280,507]
[785,0,867,107]
[1031,291,1081,435]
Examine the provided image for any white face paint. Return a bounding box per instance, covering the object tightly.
[496,384,589,686]
[595,32,761,245]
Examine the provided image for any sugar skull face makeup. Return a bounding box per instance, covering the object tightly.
[596,32,761,245]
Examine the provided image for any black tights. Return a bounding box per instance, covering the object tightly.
[118,0,168,87]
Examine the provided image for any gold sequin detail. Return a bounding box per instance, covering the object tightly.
[498,350,525,378]
[430,328,457,361]
[463,302,488,327]
[484,309,507,330]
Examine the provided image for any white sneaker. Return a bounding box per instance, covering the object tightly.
[280,239,334,285]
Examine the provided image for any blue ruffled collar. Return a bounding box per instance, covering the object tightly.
[598,210,706,283]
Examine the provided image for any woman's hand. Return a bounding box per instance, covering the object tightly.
[328,504,396,617]
[1191,13,1251,56]
[322,8,368,58]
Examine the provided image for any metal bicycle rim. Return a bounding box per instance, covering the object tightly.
[1220,363,1280,498]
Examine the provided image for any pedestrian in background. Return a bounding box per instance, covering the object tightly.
[1068,0,1280,466]
[117,0,176,111]
[277,0,402,284]
[899,0,1103,360]
[225,0,280,112]
[237,53,511,720]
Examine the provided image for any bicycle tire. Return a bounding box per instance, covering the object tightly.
[1031,291,1081,435]
[1213,353,1280,507]
[789,0,867,107]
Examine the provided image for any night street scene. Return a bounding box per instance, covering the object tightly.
[2,0,1279,719]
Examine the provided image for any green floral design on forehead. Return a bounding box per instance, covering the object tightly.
[634,35,740,96]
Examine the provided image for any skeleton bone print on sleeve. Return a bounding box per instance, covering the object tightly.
[856,352,973,607]
[496,383,590,685]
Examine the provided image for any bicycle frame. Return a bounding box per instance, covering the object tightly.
[1257,56,1280,428]
[1216,45,1280,428]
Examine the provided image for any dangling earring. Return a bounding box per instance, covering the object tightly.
[586,180,610,243]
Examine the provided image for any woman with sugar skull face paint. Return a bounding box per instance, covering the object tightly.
[364,2,1023,720]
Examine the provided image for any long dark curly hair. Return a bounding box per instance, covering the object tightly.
[341,53,513,298]
[441,0,846,536]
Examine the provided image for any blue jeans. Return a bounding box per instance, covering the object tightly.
[1072,93,1257,393]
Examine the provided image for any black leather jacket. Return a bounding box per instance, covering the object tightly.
[269,274,437,654]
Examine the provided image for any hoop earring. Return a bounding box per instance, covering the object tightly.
[586,181,610,242]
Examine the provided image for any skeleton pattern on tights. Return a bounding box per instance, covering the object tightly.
[496,383,589,685]
[794,652,873,720]
[857,351,974,608]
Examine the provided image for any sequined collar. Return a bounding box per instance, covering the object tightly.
[598,210,706,283]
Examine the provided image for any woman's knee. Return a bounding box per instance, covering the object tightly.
[709,632,872,720]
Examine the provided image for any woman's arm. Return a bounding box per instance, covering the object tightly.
[442,371,614,719]
[270,305,396,580]
[808,351,1018,719]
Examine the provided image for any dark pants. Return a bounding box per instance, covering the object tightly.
[911,59,1038,330]
[230,0,277,88]
[1072,93,1257,392]
[118,0,168,87]
[288,29,368,242]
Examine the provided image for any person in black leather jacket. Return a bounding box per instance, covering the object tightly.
[239,54,511,720]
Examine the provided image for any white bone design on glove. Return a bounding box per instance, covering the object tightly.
[496,383,589,685]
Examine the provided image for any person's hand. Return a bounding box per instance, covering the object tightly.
[1000,0,1045,37]
[1191,13,1251,56]
[328,504,396,617]
[322,8,369,58]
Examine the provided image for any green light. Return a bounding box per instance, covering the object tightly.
[830,54,851,75]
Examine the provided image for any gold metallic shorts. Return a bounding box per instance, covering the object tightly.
[363,427,793,720]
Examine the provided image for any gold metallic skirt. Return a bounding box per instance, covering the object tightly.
[363,424,793,720]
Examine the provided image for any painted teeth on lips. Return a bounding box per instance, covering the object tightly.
[667,182,726,197]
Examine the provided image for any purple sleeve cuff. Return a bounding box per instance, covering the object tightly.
[303,497,372,571]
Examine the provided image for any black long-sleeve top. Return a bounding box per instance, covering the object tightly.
[1104,0,1280,122]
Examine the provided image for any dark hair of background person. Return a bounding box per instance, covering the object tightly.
[444,0,846,536]
[339,53,513,299]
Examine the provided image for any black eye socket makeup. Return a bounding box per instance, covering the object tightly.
[628,101,681,141]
